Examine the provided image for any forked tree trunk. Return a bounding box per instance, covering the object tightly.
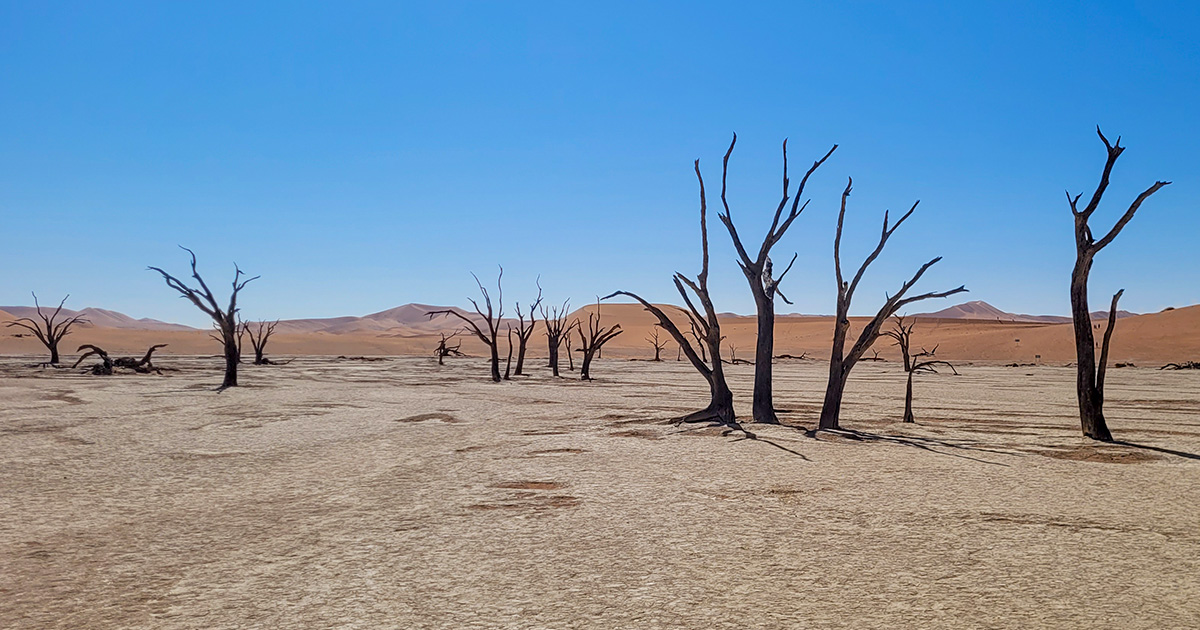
[1065,128,1169,441]
[715,136,837,424]
[149,248,257,390]
[817,178,965,430]
[604,156,740,429]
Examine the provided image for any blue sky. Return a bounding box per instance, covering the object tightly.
[1,1,1196,327]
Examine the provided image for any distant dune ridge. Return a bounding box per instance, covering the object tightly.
[0,305,196,331]
[1,300,1196,364]
[912,300,1138,323]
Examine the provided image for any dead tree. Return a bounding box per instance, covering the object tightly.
[5,293,88,365]
[576,301,623,380]
[434,331,464,365]
[1066,128,1170,441]
[149,247,257,389]
[242,320,280,365]
[884,316,957,423]
[540,299,576,376]
[503,325,515,380]
[604,158,738,426]
[717,134,836,423]
[512,281,544,376]
[427,267,504,382]
[818,178,966,430]
[113,344,169,372]
[72,344,113,375]
[563,325,577,371]
[647,327,667,361]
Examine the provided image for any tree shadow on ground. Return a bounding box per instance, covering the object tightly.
[1112,440,1200,461]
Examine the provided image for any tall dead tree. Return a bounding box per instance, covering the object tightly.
[149,247,257,389]
[718,134,836,424]
[540,299,576,376]
[604,158,737,425]
[1067,128,1170,441]
[243,320,279,365]
[512,281,544,376]
[576,302,623,380]
[434,331,464,365]
[647,327,667,361]
[427,267,504,382]
[884,316,957,423]
[5,293,88,365]
[818,178,966,430]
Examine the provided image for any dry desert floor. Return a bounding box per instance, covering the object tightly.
[1,355,1199,629]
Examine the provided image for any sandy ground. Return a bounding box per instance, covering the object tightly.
[1,355,1198,629]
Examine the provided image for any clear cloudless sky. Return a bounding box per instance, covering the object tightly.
[1,1,1196,327]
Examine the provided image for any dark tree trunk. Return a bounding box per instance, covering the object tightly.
[751,293,777,424]
[1070,254,1110,441]
[222,336,239,388]
[489,341,501,382]
[580,350,594,380]
[548,343,560,376]
[514,344,528,376]
[903,370,915,423]
[49,344,60,365]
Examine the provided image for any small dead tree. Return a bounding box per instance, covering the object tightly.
[576,301,623,380]
[243,320,280,365]
[563,325,577,371]
[818,178,966,430]
[434,331,464,365]
[427,267,504,382]
[72,344,113,375]
[604,158,738,426]
[512,281,544,376]
[540,299,577,376]
[647,327,667,361]
[149,247,257,389]
[1066,128,1170,441]
[717,134,837,424]
[113,344,169,372]
[884,316,957,423]
[6,293,88,365]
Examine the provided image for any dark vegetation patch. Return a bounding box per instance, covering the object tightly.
[609,429,661,440]
[491,480,566,490]
[397,412,461,424]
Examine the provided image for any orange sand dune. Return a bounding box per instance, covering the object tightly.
[2,302,1197,366]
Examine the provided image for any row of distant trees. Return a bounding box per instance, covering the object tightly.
[606,128,1168,442]
[6,129,1169,441]
[427,272,624,382]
